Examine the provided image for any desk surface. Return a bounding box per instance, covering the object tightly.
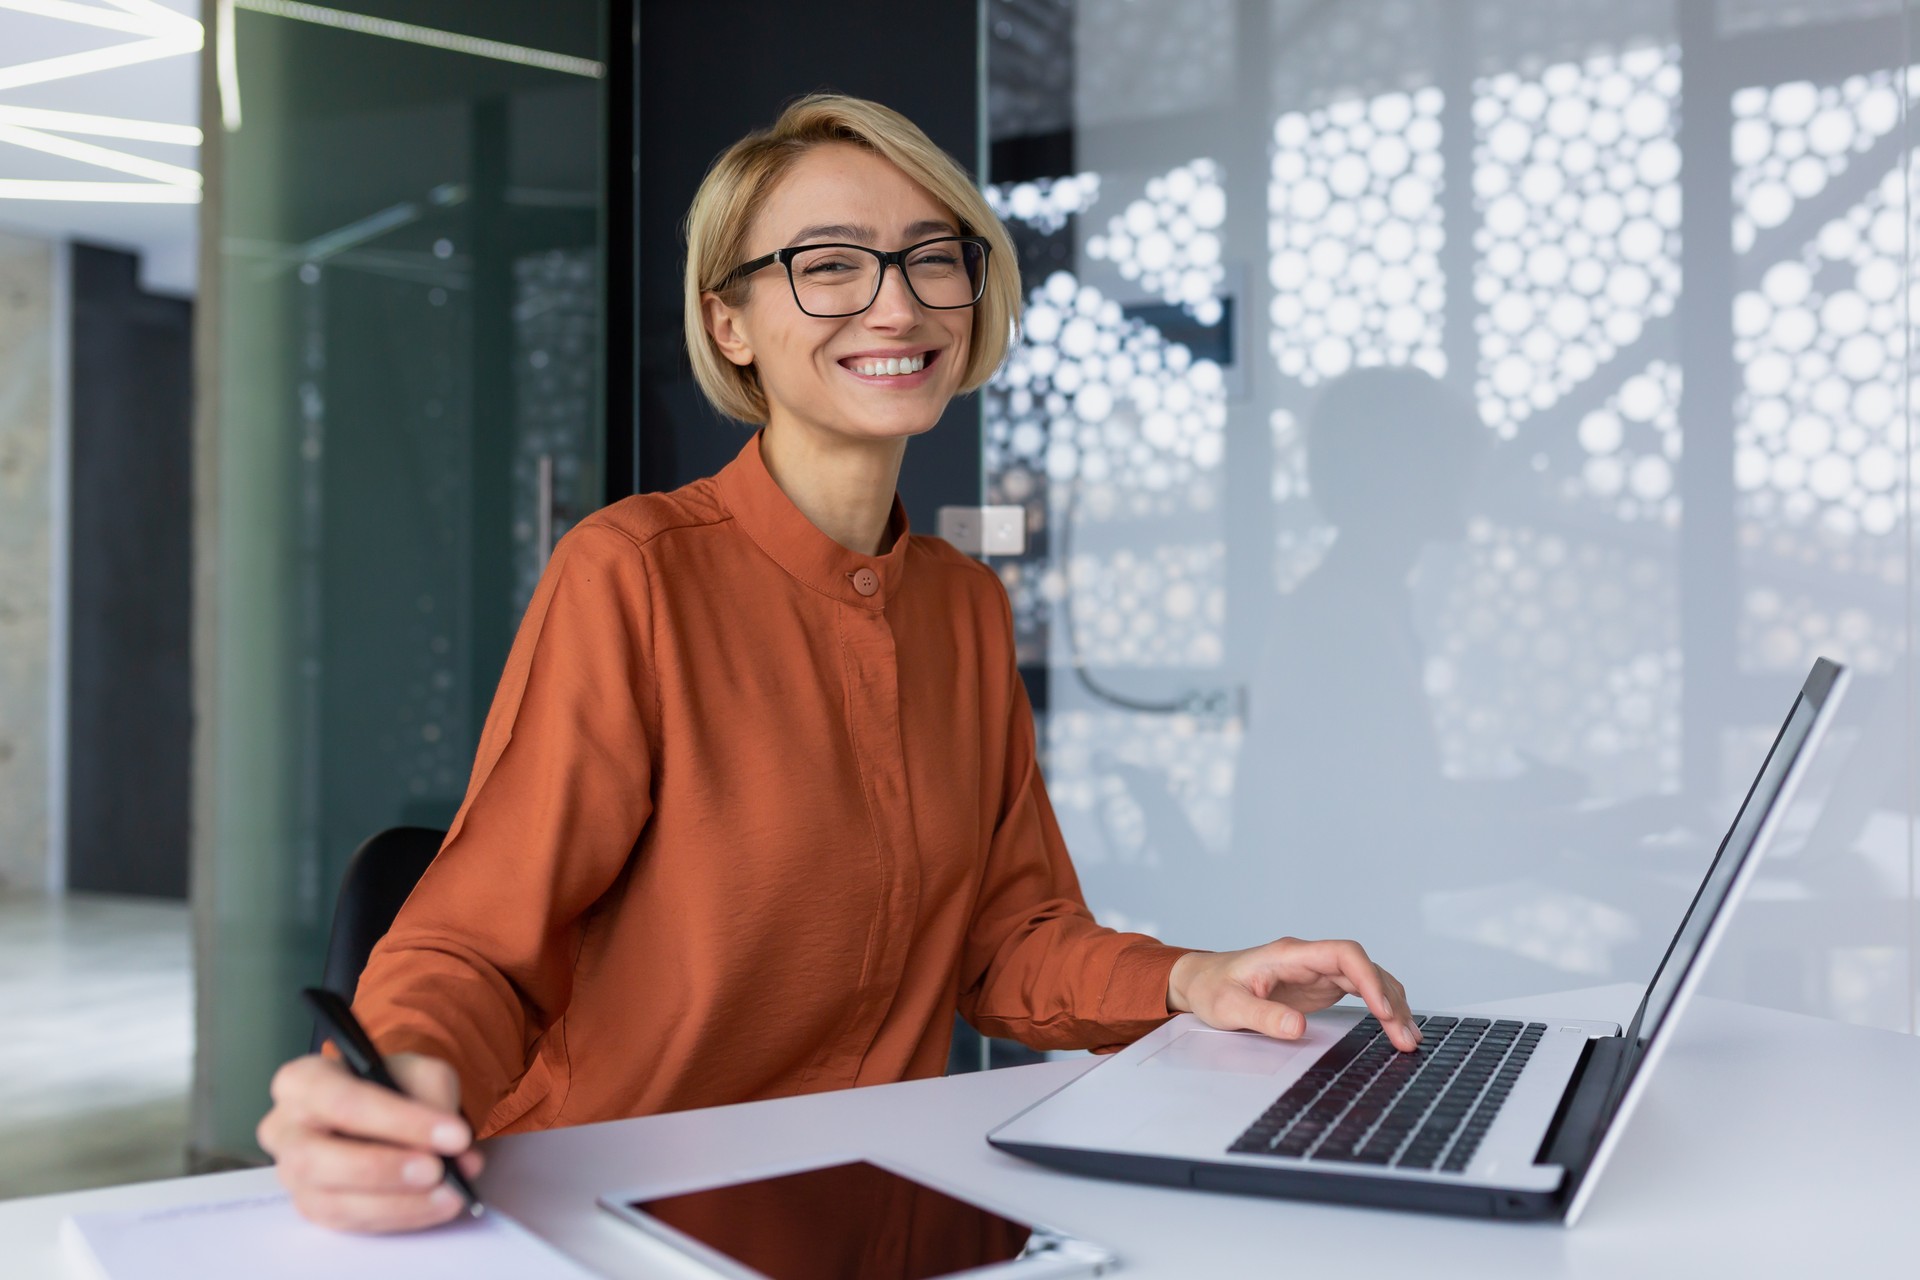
[5,986,1917,1278]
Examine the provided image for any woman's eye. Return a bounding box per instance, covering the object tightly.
[800,257,857,275]
[909,253,958,268]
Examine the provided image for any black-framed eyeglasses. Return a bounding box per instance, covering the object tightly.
[719,235,990,318]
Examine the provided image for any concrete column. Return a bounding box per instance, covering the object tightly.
[0,229,57,896]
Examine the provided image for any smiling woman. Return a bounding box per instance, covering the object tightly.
[254,91,1420,1236]
[682,94,1020,432]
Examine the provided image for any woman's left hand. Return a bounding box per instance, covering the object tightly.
[1168,938,1422,1052]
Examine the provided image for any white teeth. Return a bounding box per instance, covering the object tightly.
[851,354,926,376]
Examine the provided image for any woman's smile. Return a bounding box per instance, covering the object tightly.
[836,346,941,387]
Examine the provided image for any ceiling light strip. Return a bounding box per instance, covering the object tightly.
[0,178,199,202]
[0,32,201,93]
[99,0,204,33]
[0,0,172,37]
[299,200,418,260]
[0,105,200,146]
[0,122,201,186]
[216,0,242,131]
[233,0,604,79]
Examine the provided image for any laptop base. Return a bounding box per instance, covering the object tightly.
[988,1134,1567,1220]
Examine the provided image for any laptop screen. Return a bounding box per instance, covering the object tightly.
[1615,657,1847,1087]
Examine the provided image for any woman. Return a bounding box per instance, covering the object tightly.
[258,94,1421,1234]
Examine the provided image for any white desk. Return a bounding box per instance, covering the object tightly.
[5,987,1917,1278]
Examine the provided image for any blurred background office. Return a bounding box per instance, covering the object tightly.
[2,0,1917,1202]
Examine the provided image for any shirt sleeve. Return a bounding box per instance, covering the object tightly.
[954,584,1197,1055]
[350,521,656,1129]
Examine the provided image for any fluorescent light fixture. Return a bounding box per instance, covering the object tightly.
[0,30,200,93]
[100,0,202,29]
[300,200,418,260]
[0,0,202,94]
[0,0,182,37]
[0,0,205,201]
[234,0,604,78]
[216,0,241,131]
[0,105,200,146]
[0,122,200,185]
[0,178,198,201]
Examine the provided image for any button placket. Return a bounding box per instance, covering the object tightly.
[835,603,922,1083]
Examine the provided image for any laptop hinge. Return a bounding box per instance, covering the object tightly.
[1536,1034,1632,1174]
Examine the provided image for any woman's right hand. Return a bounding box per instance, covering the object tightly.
[257,1051,484,1233]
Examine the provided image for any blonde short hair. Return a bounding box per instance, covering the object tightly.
[683,94,1021,425]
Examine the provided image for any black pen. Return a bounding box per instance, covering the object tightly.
[299,987,485,1218]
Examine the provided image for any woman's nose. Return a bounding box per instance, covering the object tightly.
[864,263,922,325]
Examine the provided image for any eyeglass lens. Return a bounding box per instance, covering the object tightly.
[787,239,984,317]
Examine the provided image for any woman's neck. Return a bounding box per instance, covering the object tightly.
[758,417,907,556]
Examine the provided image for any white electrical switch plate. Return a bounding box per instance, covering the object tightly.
[938,505,1027,556]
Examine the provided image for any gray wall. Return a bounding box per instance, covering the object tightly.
[0,229,55,897]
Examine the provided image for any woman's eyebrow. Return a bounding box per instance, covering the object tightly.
[792,222,873,244]
[903,218,959,238]
[789,219,959,245]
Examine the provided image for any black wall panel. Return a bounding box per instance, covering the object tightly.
[67,246,192,899]
[634,2,983,520]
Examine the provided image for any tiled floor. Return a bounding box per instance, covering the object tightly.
[0,893,192,1200]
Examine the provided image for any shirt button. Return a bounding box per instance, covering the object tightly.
[851,567,880,597]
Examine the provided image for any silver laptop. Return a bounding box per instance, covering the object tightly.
[989,658,1848,1224]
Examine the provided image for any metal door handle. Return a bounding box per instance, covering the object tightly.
[537,453,555,567]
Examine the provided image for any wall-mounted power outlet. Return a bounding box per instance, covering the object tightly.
[939,505,1027,556]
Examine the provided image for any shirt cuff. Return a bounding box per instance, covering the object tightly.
[1104,940,1204,1025]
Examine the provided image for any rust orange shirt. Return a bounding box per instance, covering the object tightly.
[353,430,1190,1137]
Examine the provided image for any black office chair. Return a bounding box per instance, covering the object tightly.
[307,825,446,1053]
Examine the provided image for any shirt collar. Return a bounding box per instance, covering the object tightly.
[714,429,911,610]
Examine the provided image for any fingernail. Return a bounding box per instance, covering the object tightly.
[403,1158,439,1187]
[1280,1012,1303,1036]
[430,1186,461,1210]
[431,1122,468,1153]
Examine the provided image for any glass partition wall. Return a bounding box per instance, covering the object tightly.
[191,0,1919,1165]
[984,0,1918,1032]
[193,3,610,1161]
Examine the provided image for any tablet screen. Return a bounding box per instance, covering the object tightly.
[626,1159,1036,1279]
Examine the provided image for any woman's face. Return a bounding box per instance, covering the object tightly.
[704,143,976,445]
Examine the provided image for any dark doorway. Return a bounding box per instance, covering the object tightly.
[66,245,193,898]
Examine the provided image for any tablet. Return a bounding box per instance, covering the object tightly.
[598,1156,1118,1279]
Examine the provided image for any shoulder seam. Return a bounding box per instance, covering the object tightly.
[577,505,734,555]
[910,534,1004,585]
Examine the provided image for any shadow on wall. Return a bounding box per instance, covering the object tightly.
[1233,368,1693,993]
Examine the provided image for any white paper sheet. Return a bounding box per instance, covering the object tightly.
[62,1191,603,1280]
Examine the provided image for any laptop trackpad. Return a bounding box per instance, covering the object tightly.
[1140,1030,1310,1076]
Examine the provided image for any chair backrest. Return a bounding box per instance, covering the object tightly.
[309,825,446,1053]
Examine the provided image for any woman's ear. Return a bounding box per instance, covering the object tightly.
[702,292,755,368]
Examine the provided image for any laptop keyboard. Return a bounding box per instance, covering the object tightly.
[1228,1015,1547,1172]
